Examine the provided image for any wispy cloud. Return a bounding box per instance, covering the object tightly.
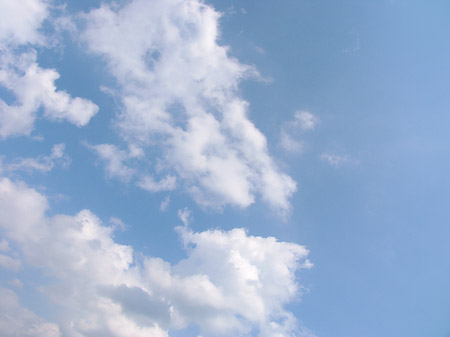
[293,111,319,131]
[0,253,21,272]
[320,153,352,167]
[137,175,177,192]
[159,195,170,211]
[280,110,318,154]
[87,143,138,182]
[0,287,61,337]
[2,143,70,173]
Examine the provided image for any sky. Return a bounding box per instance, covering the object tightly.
[0,0,449,336]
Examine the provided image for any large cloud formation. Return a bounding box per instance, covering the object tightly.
[0,177,311,337]
[0,0,98,138]
[81,0,297,215]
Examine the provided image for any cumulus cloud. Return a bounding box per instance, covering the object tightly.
[81,0,296,215]
[2,143,70,173]
[0,177,311,337]
[0,0,98,138]
[0,0,48,47]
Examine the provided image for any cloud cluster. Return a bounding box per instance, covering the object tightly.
[81,0,296,214]
[0,0,98,138]
[0,177,311,337]
[0,2,315,336]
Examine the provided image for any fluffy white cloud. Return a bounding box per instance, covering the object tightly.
[0,287,61,337]
[0,0,98,138]
[2,143,70,173]
[0,0,47,47]
[81,0,296,215]
[0,177,311,337]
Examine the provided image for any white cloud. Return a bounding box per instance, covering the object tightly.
[293,111,318,131]
[88,143,136,182]
[81,0,296,215]
[0,0,98,138]
[0,287,61,337]
[279,111,318,154]
[3,143,70,173]
[177,207,192,226]
[137,175,177,192]
[109,217,127,231]
[280,130,305,154]
[0,177,311,337]
[320,153,350,167]
[0,0,47,47]
[89,143,177,193]
[160,195,170,211]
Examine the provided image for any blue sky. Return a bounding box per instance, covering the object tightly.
[0,0,449,336]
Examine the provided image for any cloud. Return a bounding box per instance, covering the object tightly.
[160,195,170,211]
[280,130,305,154]
[137,175,177,192]
[2,143,70,173]
[177,207,192,226]
[89,143,177,193]
[0,253,21,272]
[293,111,319,131]
[0,239,9,251]
[88,143,137,182]
[0,0,48,47]
[320,153,351,167]
[279,110,318,154]
[0,0,98,138]
[80,0,296,215]
[8,278,23,289]
[0,287,61,337]
[0,176,311,336]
